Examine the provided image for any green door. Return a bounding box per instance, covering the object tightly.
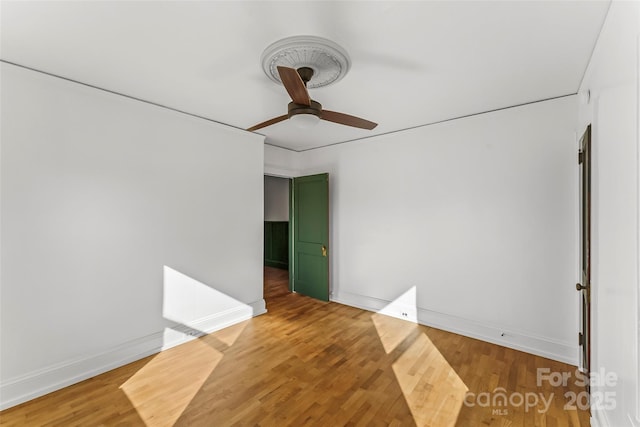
[290,173,329,301]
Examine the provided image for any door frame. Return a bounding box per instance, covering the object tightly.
[288,179,294,291]
[577,124,592,378]
[263,171,331,297]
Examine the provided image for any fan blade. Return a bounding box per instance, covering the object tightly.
[247,114,288,132]
[277,66,311,106]
[321,110,378,130]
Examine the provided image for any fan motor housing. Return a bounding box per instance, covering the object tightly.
[288,100,322,119]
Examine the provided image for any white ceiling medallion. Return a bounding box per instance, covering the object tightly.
[261,35,351,89]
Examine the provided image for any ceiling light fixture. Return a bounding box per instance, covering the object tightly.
[289,113,320,129]
[287,99,321,129]
[248,36,377,132]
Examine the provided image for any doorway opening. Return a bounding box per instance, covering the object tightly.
[264,175,291,299]
[263,173,330,303]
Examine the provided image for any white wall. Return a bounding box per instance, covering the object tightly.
[264,143,300,178]
[296,96,579,363]
[264,175,289,221]
[0,63,266,409]
[577,2,640,426]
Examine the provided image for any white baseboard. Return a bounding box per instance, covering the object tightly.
[0,299,266,411]
[332,290,577,365]
[591,405,640,427]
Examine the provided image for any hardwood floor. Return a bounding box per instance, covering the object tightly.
[0,267,589,426]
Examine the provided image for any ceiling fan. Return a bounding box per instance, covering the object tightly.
[247,66,378,132]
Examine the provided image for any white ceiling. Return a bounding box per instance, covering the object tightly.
[1,1,610,151]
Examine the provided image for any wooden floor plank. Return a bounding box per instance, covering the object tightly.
[0,267,590,426]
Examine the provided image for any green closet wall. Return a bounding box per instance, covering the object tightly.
[264,221,289,269]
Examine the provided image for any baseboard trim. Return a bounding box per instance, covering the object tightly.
[0,299,266,411]
[264,260,288,270]
[588,401,637,427]
[331,290,577,366]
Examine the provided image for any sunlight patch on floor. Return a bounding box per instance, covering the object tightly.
[208,318,248,348]
[373,287,468,426]
[392,332,468,427]
[120,339,222,427]
[371,312,418,354]
[119,266,253,426]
